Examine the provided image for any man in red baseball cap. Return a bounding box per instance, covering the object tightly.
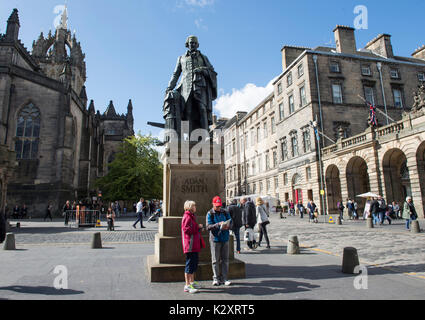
[206,196,232,286]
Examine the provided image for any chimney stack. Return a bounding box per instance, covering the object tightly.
[333,25,357,54]
[364,34,394,58]
[281,46,310,71]
[412,45,425,61]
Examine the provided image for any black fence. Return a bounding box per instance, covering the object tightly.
[65,210,101,228]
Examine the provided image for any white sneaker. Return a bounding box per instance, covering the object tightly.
[212,280,220,286]
[184,285,199,294]
[223,281,232,286]
[191,282,202,289]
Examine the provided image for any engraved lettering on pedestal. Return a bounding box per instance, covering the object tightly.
[181,178,209,194]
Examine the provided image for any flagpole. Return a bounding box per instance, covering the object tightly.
[377,62,390,126]
[357,95,396,123]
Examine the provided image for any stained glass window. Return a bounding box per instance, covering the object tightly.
[15,103,40,160]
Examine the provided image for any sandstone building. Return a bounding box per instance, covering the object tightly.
[224,25,425,217]
[0,9,134,216]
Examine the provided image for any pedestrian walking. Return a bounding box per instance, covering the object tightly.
[297,200,305,219]
[63,201,72,226]
[107,206,116,231]
[307,199,317,223]
[142,199,149,218]
[403,197,418,231]
[44,203,53,222]
[241,197,257,250]
[353,201,359,220]
[114,201,121,218]
[370,197,380,225]
[182,201,204,294]
[255,197,271,249]
[228,199,242,254]
[337,200,344,221]
[133,198,146,229]
[289,200,295,216]
[206,196,232,287]
[346,199,353,220]
[392,202,401,219]
[377,196,388,225]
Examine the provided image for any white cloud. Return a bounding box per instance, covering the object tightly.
[184,0,215,7]
[214,79,275,119]
[176,0,215,8]
[195,18,208,30]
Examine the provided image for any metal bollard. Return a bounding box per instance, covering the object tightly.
[3,233,16,251]
[411,221,421,234]
[91,232,102,249]
[342,247,360,274]
[287,235,300,255]
[367,218,374,229]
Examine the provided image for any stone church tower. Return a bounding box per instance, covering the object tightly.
[0,8,134,216]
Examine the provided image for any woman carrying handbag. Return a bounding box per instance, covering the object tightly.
[181,201,204,294]
[256,197,271,249]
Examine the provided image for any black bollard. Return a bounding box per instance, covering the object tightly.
[91,232,102,249]
[342,247,360,274]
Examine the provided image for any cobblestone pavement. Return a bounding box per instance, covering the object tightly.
[267,213,425,279]
[6,218,157,245]
[2,213,425,300]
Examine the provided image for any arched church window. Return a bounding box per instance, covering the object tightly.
[15,103,40,160]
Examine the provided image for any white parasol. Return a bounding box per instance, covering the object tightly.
[356,192,381,198]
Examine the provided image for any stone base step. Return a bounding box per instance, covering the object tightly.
[146,255,246,283]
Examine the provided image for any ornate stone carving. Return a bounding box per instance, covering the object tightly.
[413,83,425,112]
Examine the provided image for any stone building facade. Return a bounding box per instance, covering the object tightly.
[0,9,134,216]
[223,25,425,215]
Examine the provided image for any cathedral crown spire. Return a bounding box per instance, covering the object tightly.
[58,4,68,30]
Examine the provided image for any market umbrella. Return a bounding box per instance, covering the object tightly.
[356,192,381,198]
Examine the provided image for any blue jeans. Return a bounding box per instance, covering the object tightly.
[133,212,144,228]
[233,228,241,252]
[372,213,380,225]
[378,212,385,224]
[406,216,417,230]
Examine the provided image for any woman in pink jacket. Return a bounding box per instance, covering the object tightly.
[181,201,204,294]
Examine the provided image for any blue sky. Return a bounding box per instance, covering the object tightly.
[1,0,424,136]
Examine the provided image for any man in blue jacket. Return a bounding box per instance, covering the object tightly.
[206,196,232,286]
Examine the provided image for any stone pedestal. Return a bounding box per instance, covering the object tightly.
[147,142,246,282]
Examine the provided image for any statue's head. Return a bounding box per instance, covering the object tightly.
[185,35,199,51]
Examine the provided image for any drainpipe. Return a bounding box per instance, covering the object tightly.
[312,55,327,217]
[377,62,389,125]
[313,55,324,148]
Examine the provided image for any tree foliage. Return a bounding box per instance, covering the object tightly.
[95,134,163,201]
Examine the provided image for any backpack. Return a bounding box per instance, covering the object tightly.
[379,199,387,210]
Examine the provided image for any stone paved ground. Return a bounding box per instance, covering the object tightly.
[1,213,425,300]
[6,217,157,245]
[268,213,425,279]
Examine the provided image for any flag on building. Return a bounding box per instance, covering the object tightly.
[314,127,320,142]
[368,102,378,127]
